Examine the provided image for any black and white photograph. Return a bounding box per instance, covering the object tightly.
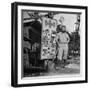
[11,2,88,87]
[22,10,81,77]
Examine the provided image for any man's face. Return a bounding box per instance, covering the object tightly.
[62,26,66,32]
[49,13,53,19]
[59,25,62,30]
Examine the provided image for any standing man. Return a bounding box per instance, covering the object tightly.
[56,25,70,67]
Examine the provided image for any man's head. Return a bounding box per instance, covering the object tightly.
[57,25,62,33]
[59,25,62,30]
[62,25,66,32]
[48,12,54,19]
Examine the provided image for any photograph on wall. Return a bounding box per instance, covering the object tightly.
[11,2,87,87]
[22,10,81,77]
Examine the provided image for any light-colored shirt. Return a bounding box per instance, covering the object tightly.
[56,32,70,44]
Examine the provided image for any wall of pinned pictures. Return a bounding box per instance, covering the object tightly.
[41,17,57,60]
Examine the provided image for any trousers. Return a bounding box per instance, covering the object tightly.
[57,44,68,60]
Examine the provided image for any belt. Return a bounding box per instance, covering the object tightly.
[58,42,68,44]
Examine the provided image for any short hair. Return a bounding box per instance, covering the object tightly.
[57,25,62,32]
[62,25,66,28]
[57,25,62,29]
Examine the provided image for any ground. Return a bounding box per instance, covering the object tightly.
[24,56,80,77]
[41,56,80,76]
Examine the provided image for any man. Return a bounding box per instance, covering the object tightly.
[56,25,70,67]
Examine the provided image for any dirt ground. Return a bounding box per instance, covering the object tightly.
[40,56,80,76]
[24,56,80,77]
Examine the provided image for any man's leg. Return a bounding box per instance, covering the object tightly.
[63,45,68,60]
[56,46,65,68]
[57,46,63,61]
[63,44,69,65]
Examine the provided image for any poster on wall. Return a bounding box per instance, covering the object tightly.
[41,17,57,59]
